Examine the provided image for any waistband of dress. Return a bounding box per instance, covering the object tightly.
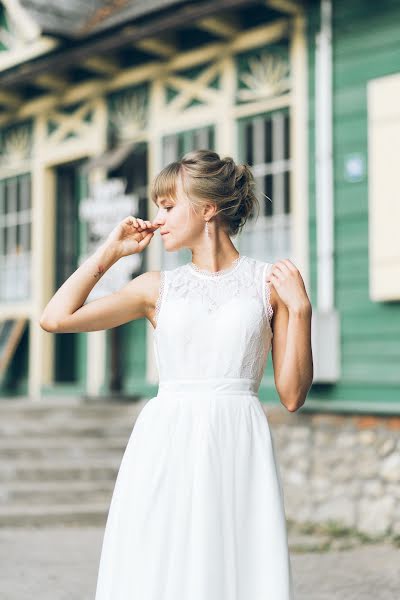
[157,378,258,396]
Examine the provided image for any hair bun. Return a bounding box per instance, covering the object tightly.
[234,163,246,180]
[221,156,236,177]
[234,163,254,187]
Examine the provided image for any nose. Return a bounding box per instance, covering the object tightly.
[152,209,166,227]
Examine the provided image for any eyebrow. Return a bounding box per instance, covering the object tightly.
[154,198,172,207]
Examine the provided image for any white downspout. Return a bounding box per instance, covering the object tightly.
[315,0,334,311]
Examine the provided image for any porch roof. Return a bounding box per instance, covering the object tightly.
[0,0,306,122]
[19,0,189,39]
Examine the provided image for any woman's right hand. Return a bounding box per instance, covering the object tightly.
[105,215,160,258]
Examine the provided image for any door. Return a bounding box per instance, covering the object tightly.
[53,161,87,392]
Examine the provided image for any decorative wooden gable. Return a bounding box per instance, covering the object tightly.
[236,45,291,103]
[108,84,149,144]
[0,0,57,73]
[39,99,107,164]
[0,120,32,171]
[162,60,223,118]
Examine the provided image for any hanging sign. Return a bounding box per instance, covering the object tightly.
[79,178,142,301]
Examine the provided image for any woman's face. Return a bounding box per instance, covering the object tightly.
[152,175,205,252]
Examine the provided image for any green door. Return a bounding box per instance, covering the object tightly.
[49,161,87,395]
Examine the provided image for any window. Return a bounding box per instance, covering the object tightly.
[238,110,292,261]
[0,174,31,301]
[162,125,215,164]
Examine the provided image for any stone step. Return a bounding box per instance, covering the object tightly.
[0,399,146,427]
[0,399,146,526]
[0,502,110,527]
[0,480,115,505]
[0,409,142,423]
[0,421,136,438]
[0,398,148,416]
[0,437,128,459]
[0,458,121,482]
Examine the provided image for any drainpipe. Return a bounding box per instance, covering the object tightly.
[312,0,340,384]
[315,0,334,311]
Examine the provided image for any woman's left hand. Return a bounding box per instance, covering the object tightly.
[267,259,311,313]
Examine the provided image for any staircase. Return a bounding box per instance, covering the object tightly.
[0,397,148,527]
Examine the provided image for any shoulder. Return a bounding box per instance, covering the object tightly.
[130,265,182,306]
[265,259,301,315]
[268,279,280,315]
[243,257,278,312]
[121,270,163,309]
[261,260,281,314]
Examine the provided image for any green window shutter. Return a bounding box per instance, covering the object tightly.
[368,73,400,301]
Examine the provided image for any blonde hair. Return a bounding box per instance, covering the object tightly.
[150,149,260,237]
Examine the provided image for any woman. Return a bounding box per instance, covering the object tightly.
[40,149,313,599]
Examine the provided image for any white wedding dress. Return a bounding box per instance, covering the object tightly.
[94,254,294,599]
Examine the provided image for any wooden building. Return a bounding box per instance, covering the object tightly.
[0,0,399,414]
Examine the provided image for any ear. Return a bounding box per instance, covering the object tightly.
[203,202,217,220]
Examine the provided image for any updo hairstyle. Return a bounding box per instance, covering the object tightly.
[150,149,260,237]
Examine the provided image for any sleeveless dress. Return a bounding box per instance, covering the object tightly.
[94,254,294,600]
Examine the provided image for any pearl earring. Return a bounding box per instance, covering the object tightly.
[205,220,210,238]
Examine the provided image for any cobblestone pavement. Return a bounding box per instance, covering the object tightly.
[0,527,398,599]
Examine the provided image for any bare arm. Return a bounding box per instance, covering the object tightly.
[40,215,160,333]
[269,260,313,412]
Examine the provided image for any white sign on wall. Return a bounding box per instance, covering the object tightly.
[344,153,365,183]
[79,178,142,302]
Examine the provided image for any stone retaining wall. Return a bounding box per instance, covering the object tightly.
[265,408,400,538]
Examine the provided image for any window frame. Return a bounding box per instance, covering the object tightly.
[0,172,32,301]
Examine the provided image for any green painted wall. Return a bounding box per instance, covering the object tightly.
[307,0,400,407]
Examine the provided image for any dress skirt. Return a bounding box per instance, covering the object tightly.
[94,378,294,599]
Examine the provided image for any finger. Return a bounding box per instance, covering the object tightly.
[280,258,297,272]
[134,230,148,241]
[270,267,285,281]
[273,260,291,275]
[126,217,142,231]
[147,222,159,231]
[137,231,154,250]
[136,228,152,239]
[136,218,146,229]
[269,273,281,286]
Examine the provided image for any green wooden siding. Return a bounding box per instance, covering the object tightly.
[307,0,400,407]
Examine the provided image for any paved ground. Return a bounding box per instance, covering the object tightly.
[0,526,398,599]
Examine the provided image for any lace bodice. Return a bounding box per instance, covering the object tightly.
[153,255,274,392]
